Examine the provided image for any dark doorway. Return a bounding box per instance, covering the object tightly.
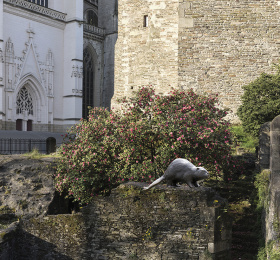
[27,120,32,131]
[46,137,56,154]
[16,119,22,131]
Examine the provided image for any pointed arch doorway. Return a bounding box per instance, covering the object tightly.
[14,75,48,132]
[16,86,34,131]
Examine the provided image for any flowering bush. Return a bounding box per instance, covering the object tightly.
[55,87,238,204]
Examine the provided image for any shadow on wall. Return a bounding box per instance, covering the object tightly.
[0,182,231,259]
[1,229,72,260]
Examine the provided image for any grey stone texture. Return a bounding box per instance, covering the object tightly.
[99,0,118,108]
[258,122,271,170]
[0,179,232,260]
[113,0,280,122]
[270,116,280,175]
[256,114,280,250]
[265,116,280,243]
[0,155,56,218]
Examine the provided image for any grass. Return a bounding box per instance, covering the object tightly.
[231,125,258,153]
[22,148,60,159]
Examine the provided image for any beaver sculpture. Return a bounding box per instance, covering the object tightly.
[143,158,209,190]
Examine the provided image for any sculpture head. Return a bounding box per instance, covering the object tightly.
[196,167,209,180]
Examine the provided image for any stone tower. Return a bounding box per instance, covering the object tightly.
[113,0,280,121]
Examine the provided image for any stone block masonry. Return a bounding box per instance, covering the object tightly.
[114,0,280,122]
[113,0,180,106]
[265,115,280,244]
[1,182,232,259]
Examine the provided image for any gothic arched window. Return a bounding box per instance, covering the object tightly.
[87,10,98,26]
[83,48,95,118]
[16,86,34,115]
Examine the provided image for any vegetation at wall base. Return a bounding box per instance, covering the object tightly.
[23,148,60,159]
[257,240,280,260]
[55,86,240,204]
[230,125,258,154]
[237,66,280,138]
[254,169,280,260]
[206,152,260,260]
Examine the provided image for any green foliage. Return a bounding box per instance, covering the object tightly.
[258,240,280,260]
[230,125,258,153]
[55,87,238,204]
[237,69,280,137]
[254,169,270,211]
[23,148,42,159]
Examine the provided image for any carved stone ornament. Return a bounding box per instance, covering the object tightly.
[5,38,14,58]
[71,65,83,78]
[0,48,4,63]
[5,27,55,94]
[16,86,34,115]
[4,0,66,21]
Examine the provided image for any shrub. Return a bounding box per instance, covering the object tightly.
[237,69,280,138]
[55,87,238,204]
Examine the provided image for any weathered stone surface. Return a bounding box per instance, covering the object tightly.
[113,0,280,122]
[258,122,271,170]
[270,116,280,175]
[2,182,231,260]
[0,155,56,218]
[263,116,280,245]
[0,155,232,259]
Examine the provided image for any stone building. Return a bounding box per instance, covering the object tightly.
[0,0,117,132]
[3,0,280,132]
[113,0,280,122]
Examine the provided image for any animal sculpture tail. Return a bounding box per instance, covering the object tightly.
[143,176,165,190]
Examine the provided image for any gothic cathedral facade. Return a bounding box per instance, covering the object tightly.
[0,0,117,132]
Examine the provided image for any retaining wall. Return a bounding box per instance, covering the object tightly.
[1,182,231,260]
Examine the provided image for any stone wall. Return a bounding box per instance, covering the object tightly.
[99,0,118,108]
[114,0,280,121]
[113,0,180,105]
[258,122,271,171]
[265,116,280,244]
[178,0,280,120]
[258,116,280,252]
[1,182,232,260]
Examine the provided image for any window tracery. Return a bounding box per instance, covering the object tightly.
[16,87,34,115]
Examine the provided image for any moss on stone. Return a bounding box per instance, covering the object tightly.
[0,232,6,240]
[0,206,15,214]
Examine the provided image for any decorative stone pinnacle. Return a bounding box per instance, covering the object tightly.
[27,26,35,39]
